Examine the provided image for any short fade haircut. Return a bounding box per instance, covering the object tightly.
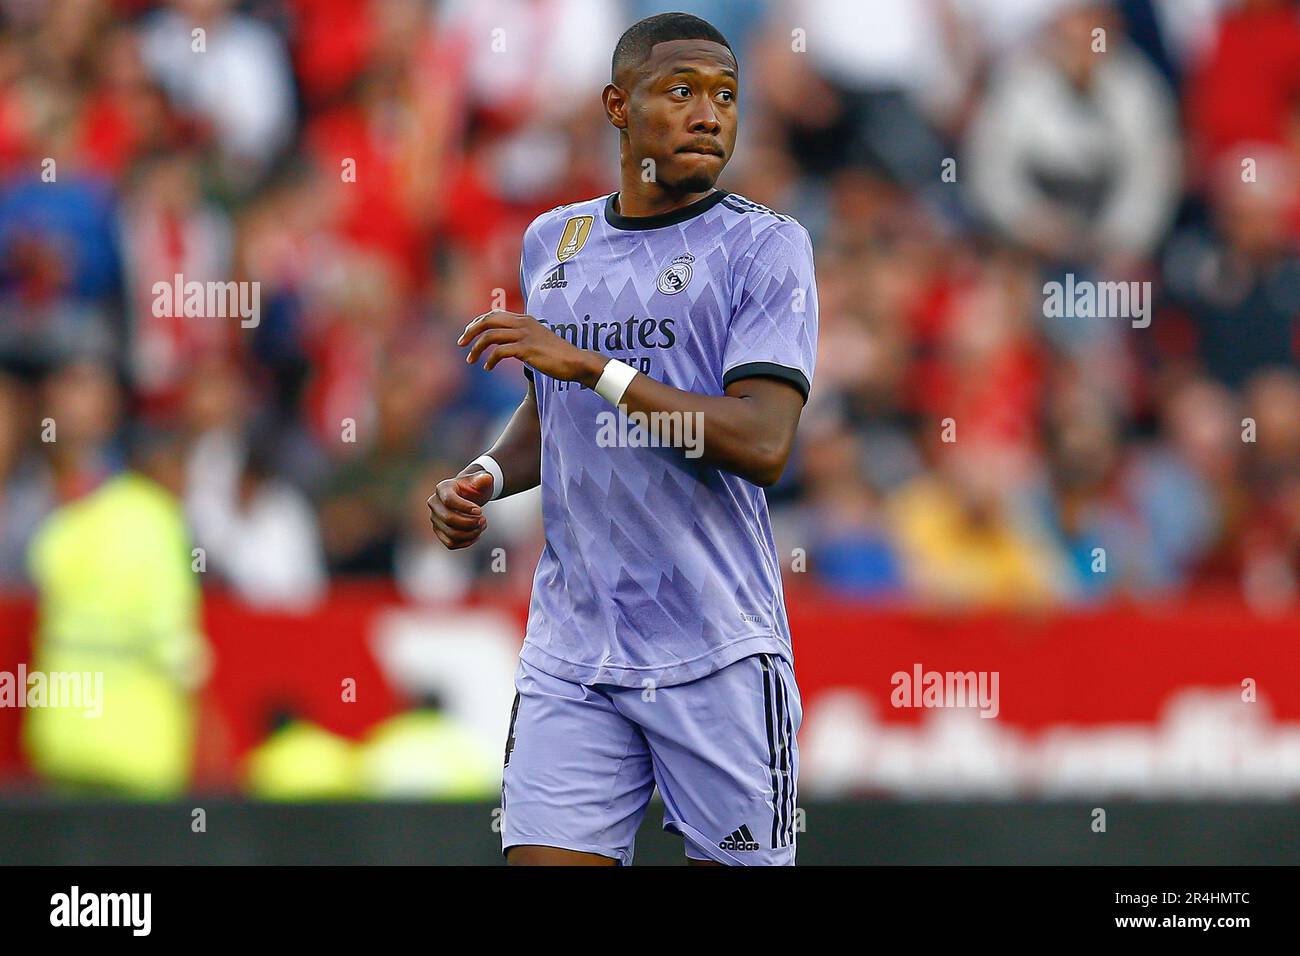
[611,12,733,85]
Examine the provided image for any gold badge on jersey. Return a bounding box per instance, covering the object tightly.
[556,215,594,262]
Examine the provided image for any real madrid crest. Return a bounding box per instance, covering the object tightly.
[657,253,695,295]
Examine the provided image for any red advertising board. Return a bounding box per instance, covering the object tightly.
[1,584,1297,793]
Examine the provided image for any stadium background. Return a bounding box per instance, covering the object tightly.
[0,0,1298,863]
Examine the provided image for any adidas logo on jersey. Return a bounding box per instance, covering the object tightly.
[539,264,568,291]
[719,824,760,852]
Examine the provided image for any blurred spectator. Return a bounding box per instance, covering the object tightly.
[1184,0,1300,175]
[1124,376,1239,590]
[1027,376,1158,599]
[887,438,1073,608]
[40,359,124,502]
[756,0,959,210]
[180,355,327,608]
[300,0,447,286]
[794,420,906,600]
[79,23,175,180]
[22,424,211,797]
[422,0,619,311]
[120,151,236,412]
[187,431,326,611]
[1163,148,1300,388]
[1244,368,1300,492]
[319,345,444,576]
[965,1,1181,268]
[139,0,296,188]
[0,72,124,374]
[911,245,1047,467]
[1239,368,1300,609]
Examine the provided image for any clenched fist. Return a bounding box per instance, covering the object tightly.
[426,471,494,550]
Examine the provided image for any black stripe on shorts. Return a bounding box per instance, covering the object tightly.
[760,656,781,849]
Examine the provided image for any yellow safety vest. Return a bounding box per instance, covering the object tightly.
[23,472,209,797]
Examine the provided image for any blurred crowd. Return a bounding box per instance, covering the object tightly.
[0,0,1298,614]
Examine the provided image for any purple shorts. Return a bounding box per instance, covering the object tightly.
[500,652,801,866]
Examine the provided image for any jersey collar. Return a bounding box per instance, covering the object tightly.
[604,189,729,231]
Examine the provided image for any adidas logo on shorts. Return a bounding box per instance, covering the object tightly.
[718,824,760,852]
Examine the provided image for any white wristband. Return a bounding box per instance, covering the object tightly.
[468,455,504,501]
[593,359,638,405]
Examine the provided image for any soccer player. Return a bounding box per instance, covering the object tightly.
[428,12,818,866]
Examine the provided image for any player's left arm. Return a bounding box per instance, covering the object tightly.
[616,370,805,487]
[459,317,804,485]
[459,223,817,487]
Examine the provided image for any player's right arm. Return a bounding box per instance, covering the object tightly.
[426,377,541,550]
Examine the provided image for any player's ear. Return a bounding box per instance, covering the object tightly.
[602,83,629,131]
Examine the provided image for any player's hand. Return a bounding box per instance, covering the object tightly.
[459,310,602,386]
[426,471,493,550]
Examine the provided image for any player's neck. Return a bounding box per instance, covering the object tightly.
[612,181,717,220]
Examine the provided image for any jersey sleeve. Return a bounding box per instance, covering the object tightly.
[519,225,535,382]
[722,221,818,404]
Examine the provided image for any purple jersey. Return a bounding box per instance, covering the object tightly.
[515,189,818,688]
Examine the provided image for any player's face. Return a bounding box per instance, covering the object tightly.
[629,39,738,193]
